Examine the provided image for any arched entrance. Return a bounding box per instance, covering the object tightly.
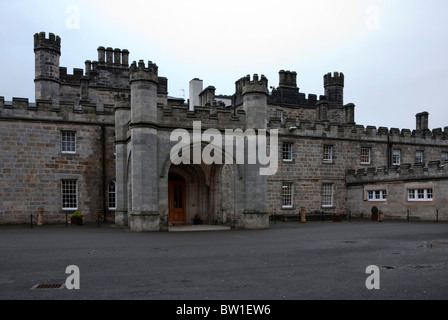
[168,173,186,224]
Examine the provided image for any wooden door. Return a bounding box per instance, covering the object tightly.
[169,180,186,223]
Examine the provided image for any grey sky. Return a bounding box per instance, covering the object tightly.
[1,0,447,130]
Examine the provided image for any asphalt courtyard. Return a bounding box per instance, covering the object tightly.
[0,219,447,301]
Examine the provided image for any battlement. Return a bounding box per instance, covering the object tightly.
[268,118,448,144]
[323,72,344,87]
[0,96,115,122]
[346,161,447,185]
[114,93,131,109]
[236,74,268,96]
[33,32,61,54]
[129,60,158,84]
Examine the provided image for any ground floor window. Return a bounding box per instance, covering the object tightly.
[408,188,433,201]
[367,190,387,201]
[282,182,293,208]
[62,180,78,210]
[322,183,333,207]
[108,180,117,210]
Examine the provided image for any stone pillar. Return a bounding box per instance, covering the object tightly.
[300,206,307,223]
[106,47,113,65]
[416,111,429,130]
[129,60,160,231]
[37,207,44,226]
[34,32,61,104]
[114,95,131,227]
[239,74,269,229]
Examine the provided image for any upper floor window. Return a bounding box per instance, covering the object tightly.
[441,151,448,162]
[392,149,401,165]
[323,145,333,163]
[282,142,293,162]
[360,148,371,164]
[415,150,424,164]
[61,131,76,153]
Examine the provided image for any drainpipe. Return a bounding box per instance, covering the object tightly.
[101,125,107,222]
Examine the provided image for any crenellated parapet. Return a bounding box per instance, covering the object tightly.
[323,72,344,87]
[33,32,61,54]
[239,74,269,96]
[268,118,448,145]
[129,60,158,84]
[346,161,447,185]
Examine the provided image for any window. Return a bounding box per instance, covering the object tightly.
[408,188,433,201]
[442,152,448,162]
[360,148,371,164]
[270,109,284,123]
[282,142,293,162]
[367,190,387,201]
[62,180,78,210]
[61,131,76,153]
[322,183,333,207]
[282,182,293,208]
[415,150,424,164]
[392,149,401,165]
[323,145,333,163]
[108,180,117,210]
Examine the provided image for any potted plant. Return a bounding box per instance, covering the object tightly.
[70,210,83,225]
[193,214,202,225]
[371,206,379,221]
[332,213,342,222]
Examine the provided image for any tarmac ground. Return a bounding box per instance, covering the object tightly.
[0,219,447,302]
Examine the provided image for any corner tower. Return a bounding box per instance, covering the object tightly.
[34,32,61,103]
[324,72,344,108]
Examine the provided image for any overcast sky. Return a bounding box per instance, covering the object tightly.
[1,0,447,130]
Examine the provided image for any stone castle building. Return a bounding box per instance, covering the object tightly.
[0,32,447,230]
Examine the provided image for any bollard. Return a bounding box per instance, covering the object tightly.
[37,207,44,226]
[300,207,307,223]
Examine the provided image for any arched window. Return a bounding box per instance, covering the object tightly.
[108,180,117,210]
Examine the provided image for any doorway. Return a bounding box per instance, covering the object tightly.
[168,173,186,223]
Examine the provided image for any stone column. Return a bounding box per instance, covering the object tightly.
[129,60,160,231]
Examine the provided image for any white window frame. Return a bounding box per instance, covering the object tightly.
[360,147,371,164]
[323,145,333,163]
[392,149,401,165]
[270,109,284,124]
[62,180,78,210]
[282,142,293,162]
[61,131,76,154]
[282,182,293,208]
[108,180,117,210]
[441,151,448,162]
[322,183,333,208]
[367,190,387,201]
[415,150,424,164]
[407,188,433,202]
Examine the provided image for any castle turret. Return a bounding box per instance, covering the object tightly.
[324,72,344,108]
[34,32,61,104]
[240,74,269,129]
[128,60,160,231]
